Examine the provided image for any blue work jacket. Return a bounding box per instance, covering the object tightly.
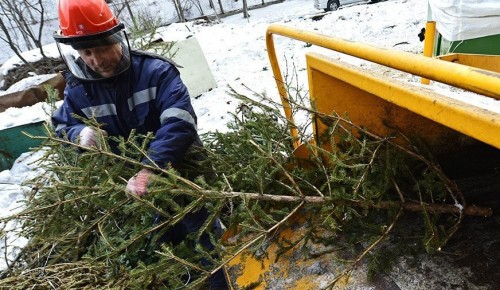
[52,50,201,169]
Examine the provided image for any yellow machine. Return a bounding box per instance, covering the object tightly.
[224,23,500,289]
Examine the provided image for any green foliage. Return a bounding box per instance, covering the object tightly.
[0,85,468,288]
[127,10,177,59]
[0,121,223,288]
[200,88,466,281]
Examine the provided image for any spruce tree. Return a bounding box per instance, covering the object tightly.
[0,86,490,289]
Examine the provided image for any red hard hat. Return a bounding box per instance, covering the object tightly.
[58,0,119,36]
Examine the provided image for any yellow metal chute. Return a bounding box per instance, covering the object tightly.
[226,24,500,289]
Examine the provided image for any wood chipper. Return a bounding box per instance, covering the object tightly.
[223,2,500,287]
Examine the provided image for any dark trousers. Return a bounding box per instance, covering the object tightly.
[155,208,228,289]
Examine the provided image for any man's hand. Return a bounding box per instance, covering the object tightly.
[126,169,153,196]
[79,126,107,147]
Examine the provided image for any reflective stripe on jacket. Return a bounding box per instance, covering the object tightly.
[52,50,201,168]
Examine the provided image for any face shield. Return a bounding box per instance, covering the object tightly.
[54,23,131,81]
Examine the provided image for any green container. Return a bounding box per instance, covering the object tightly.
[435,33,500,56]
[0,121,47,171]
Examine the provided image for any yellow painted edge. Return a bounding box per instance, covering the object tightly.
[306,52,500,149]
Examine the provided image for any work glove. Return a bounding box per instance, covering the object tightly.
[79,126,108,148]
[126,169,153,196]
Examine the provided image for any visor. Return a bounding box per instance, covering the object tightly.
[54,24,131,81]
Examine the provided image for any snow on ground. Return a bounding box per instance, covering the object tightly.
[0,150,47,270]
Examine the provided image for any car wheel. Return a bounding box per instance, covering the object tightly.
[326,0,340,11]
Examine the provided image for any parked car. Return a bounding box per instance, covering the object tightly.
[314,0,382,12]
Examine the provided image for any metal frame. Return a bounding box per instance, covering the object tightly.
[265,24,500,150]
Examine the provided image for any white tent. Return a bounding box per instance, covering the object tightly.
[428,0,500,41]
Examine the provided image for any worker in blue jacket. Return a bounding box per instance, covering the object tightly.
[51,0,227,289]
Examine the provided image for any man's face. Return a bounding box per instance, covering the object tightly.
[78,43,122,78]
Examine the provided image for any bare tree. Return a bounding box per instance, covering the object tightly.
[242,0,249,18]
[190,0,205,15]
[0,17,35,72]
[107,0,140,28]
[24,0,55,72]
[0,0,54,73]
[217,0,225,14]
[106,0,133,24]
[172,0,186,22]
[205,0,221,21]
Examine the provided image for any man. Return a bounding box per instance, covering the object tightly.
[51,0,228,288]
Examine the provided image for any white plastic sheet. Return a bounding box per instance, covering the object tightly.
[428,0,500,41]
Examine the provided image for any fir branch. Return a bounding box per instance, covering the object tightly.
[167,189,491,216]
[2,79,491,289]
[249,138,305,197]
[214,202,305,277]
[0,261,130,289]
[352,140,385,197]
[34,134,205,192]
[155,246,209,274]
[326,206,404,289]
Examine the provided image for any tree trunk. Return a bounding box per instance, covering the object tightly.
[208,0,220,21]
[172,0,186,22]
[0,17,36,72]
[124,0,138,28]
[242,0,249,18]
[217,0,225,14]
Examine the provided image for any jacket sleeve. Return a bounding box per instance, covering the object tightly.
[146,62,199,168]
[51,89,86,142]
